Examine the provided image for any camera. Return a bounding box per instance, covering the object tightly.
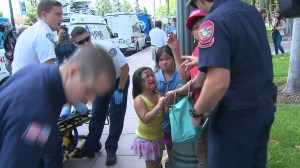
[277,0,300,18]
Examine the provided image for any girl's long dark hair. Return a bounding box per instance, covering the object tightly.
[275,11,283,27]
[155,45,174,68]
[132,67,153,99]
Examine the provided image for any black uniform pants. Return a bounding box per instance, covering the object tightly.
[208,101,275,168]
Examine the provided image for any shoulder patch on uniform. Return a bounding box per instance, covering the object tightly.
[109,48,117,57]
[22,121,51,147]
[198,20,215,48]
[46,33,55,43]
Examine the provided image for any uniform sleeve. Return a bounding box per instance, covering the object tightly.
[198,19,231,73]
[109,44,127,69]
[35,32,56,63]
[0,105,50,168]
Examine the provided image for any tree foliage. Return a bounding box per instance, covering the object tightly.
[94,0,113,16]
[24,0,39,25]
[155,0,176,20]
[0,10,3,17]
[123,0,134,13]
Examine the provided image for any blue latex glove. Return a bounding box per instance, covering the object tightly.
[113,90,123,105]
[60,105,71,117]
[73,102,88,115]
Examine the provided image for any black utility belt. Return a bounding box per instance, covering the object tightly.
[221,97,276,111]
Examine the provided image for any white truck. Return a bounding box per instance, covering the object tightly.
[105,12,146,53]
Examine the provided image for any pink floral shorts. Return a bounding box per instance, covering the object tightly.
[131,136,164,161]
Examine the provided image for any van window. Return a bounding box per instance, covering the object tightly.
[132,23,141,33]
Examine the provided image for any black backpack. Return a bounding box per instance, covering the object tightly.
[0,24,18,62]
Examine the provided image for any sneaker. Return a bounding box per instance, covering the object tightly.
[106,153,117,166]
[72,149,95,158]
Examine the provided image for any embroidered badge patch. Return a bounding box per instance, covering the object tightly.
[198,20,215,48]
[46,33,55,43]
[22,121,51,147]
[109,48,117,57]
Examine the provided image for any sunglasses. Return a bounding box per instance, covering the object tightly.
[75,36,91,45]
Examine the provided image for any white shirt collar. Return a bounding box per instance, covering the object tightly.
[36,19,54,33]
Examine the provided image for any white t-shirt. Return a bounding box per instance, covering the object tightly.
[12,19,56,74]
[149,27,167,47]
[93,40,127,79]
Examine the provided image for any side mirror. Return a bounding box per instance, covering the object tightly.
[114,33,118,38]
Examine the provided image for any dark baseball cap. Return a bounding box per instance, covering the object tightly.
[186,0,197,8]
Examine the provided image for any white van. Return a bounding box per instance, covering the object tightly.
[63,13,117,44]
[105,12,146,53]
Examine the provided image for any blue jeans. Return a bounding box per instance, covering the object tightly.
[84,76,130,154]
[208,102,275,168]
[272,31,285,55]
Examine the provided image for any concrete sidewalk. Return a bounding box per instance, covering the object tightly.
[63,47,155,168]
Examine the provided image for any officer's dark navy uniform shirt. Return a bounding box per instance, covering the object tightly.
[0,64,66,168]
[198,0,276,107]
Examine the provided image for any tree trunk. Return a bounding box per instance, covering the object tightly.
[266,0,271,26]
[284,18,300,93]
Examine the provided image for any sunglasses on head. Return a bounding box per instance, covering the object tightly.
[75,36,91,45]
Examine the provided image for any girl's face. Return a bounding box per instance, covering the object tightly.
[275,12,280,18]
[192,20,202,40]
[141,69,156,91]
[158,51,175,72]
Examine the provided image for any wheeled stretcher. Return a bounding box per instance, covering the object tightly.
[58,110,110,162]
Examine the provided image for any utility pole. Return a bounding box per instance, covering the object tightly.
[8,0,15,27]
[134,0,139,13]
[153,0,156,21]
[166,0,169,20]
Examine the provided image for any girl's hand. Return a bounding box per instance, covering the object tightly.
[165,90,175,106]
[157,96,166,110]
[167,32,179,50]
[180,56,198,71]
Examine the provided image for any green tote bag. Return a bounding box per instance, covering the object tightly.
[169,82,200,143]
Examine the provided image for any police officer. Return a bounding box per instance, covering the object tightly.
[185,0,277,167]
[70,26,130,166]
[0,48,116,168]
[12,0,63,74]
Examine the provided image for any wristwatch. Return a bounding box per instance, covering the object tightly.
[117,89,124,93]
[189,108,203,118]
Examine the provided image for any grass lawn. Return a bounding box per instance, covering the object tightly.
[272,53,289,85]
[267,54,300,167]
